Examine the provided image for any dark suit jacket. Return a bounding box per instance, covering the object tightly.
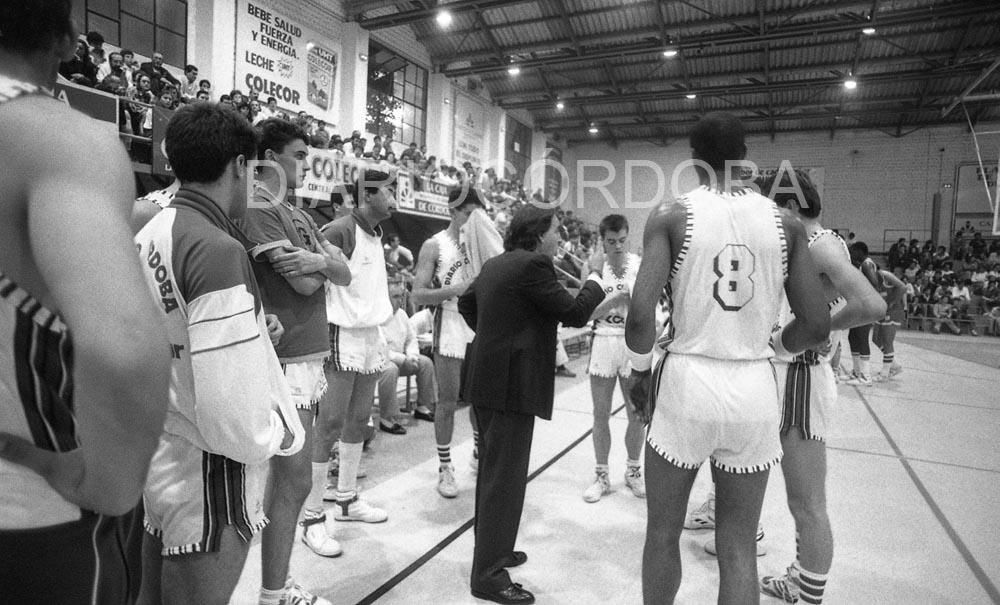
[458,249,605,420]
[139,62,180,93]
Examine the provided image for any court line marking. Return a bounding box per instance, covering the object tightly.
[853,387,1000,602]
[354,403,627,605]
[826,445,1000,475]
[861,392,1000,412]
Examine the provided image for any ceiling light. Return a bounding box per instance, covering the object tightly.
[686,93,697,99]
[507,64,520,76]
[556,100,565,110]
[844,77,858,90]
[588,123,599,134]
[662,48,678,58]
[862,26,876,35]
[436,10,453,28]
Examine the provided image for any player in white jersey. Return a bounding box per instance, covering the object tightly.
[752,170,885,605]
[411,187,483,498]
[131,178,179,232]
[0,4,169,602]
[625,113,830,604]
[581,214,646,503]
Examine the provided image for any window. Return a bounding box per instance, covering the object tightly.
[80,0,187,67]
[367,40,427,147]
[506,118,532,182]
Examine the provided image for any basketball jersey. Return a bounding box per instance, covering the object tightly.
[775,229,847,364]
[0,75,83,528]
[433,231,472,312]
[667,186,788,361]
[592,253,640,336]
[323,215,392,328]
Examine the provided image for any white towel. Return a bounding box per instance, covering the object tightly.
[460,208,505,277]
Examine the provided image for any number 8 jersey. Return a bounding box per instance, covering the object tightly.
[666,185,788,360]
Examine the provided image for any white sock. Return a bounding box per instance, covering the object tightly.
[303,462,327,516]
[336,440,363,497]
[851,353,860,373]
[595,463,609,475]
[860,356,870,377]
[259,585,284,605]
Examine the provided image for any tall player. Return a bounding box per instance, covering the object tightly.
[411,187,482,498]
[845,242,881,385]
[0,3,170,602]
[871,268,905,381]
[756,170,885,605]
[582,214,646,503]
[625,113,830,604]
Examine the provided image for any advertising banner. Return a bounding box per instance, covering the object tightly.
[954,162,998,233]
[236,0,339,122]
[53,81,118,134]
[452,90,485,169]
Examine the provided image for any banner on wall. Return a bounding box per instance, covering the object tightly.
[544,143,563,202]
[236,0,339,121]
[452,91,485,169]
[954,162,998,233]
[53,81,118,135]
[294,148,450,220]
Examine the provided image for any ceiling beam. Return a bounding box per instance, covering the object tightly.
[941,56,1000,116]
[345,0,400,19]
[438,1,991,75]
[356,0,534,29]
[501,63,988,111]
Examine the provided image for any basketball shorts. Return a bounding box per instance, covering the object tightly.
[588,333,631,378]
[0,507,144,604]
[143,432,268,555]
[326,324,386,374]
[282,359,328,411]
[433,306,474,359]
[775,360,836,442]
[877,307,904,326]
[646,354,782,473]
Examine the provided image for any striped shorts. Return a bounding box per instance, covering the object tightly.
[143,432,268,555]
[775,360,837,442]
[326,324,386,374]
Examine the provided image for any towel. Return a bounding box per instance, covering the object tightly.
[460,207,505,277]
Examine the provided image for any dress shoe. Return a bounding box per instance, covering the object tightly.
[503,551,527,568]
[379,421,407,435]
[554,365,576,378]
[471,582,535,604]
[413,409,435,422]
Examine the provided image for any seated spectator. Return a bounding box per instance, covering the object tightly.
[384,235,413,275]
[127,72,154,135]
[384,151,397,165]
[310,130,329,148]
[86,30,105,67]
[930,296,962,335]
[229,89,245,106]
[255,96,277,123]
[157,88,177,110]
[121,48,139,72]
[59,39,98,86]
[140,52,180,94]
[195,89,210,102]
[971,262,989,285]
[235,102,252,122]
[96,50,126,83]
[378,281,438,429]
[903,260,920,281]
[218,93,232,106]
[400,141,418,162]
[180,64,199,101]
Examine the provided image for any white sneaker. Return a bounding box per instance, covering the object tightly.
[582,471,611,503]
[888,363,903,378]
[625,466,646,498]
[281,580,333,605]
[684,497,715,529]
[704,524,766,557]
[299,515,342,557]
[333,494,387,523]
[438,464,459,498]
[760,565,802,603]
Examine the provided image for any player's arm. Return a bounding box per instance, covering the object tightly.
[269,229,351,286]
[0,108,170,515]
[778,212,831,354]
[131,198,163,234]
[625,203,676,361]
[411,238,469,305]
[879,270,906,308]
[589,290,625,320]
[812,237,885,330]
[184,242,290,465]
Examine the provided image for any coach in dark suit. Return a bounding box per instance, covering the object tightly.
[458,205,605,604]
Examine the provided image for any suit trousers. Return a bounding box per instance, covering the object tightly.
[471,406,535,592]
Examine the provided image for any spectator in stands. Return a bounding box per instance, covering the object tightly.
[140,52,180,94]
[384,234,413,274]
[931,245,950,269]
[127,73,154,135]
[198,78,211,94]
[400,141,418,163]
[367,136,383,160]
[157,88,176,110]
[59,38,98,86]
[86,30,105,67]
[384,151,397,166]
[195,89,210,102]
[930,296,962,335]
[121,48,138,71]
[329,135,344,151]
[229,89,245,106]
[236,102,252,122]
[219,93,232,106]
[96,50,125,83]
[179,64,199,101]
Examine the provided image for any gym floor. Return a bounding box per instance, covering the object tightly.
[231,333,1000,604]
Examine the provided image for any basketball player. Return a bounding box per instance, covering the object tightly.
[582,214,646,503]
[625,113,831,604]
[755,170,886,604]
[313,169,396,527]
[411,187,482,498]
[871,268,905,381]
[132,178,180,232]
[845,242,881,385]
[243,118,351,605]
[134,103,304,604]
[0,4,170,601]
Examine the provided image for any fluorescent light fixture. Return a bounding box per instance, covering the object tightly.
[862,26,876,35]
[662,48,678,58]
[507,64,520,76]
[556,100,565,110]
[844,77,858,90]
[436,10,453,28]
[686,93,697,99]
[588,123,599,134]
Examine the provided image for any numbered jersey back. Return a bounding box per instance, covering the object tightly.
[667,186,788,360]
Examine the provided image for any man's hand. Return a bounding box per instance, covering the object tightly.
[627,368,653,425]
[271,246,326,277]
[265,314,284,346]
[810,336,833,357]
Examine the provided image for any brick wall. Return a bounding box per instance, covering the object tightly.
[562,122,1000,252]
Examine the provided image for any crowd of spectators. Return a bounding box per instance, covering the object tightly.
[885,224,1000,336]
